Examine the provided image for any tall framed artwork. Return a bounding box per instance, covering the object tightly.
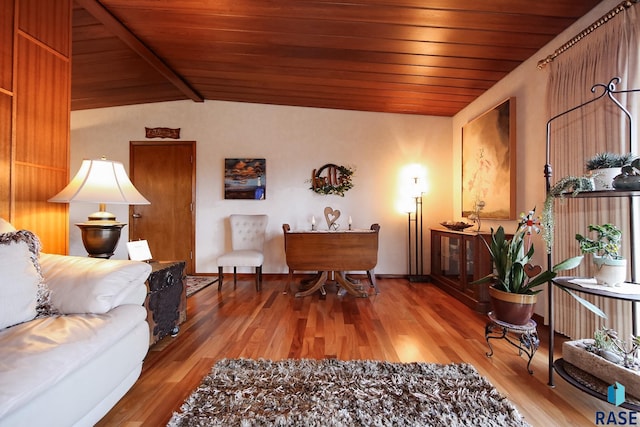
[461,98,516,220]
[224,158,266,200]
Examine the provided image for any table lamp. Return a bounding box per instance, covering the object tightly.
[49,157,150,258]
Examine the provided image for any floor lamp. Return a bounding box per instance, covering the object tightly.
[49,157,150,258]
[407,176,428,282]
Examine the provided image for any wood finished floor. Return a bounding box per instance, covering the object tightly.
[97,276,615,426]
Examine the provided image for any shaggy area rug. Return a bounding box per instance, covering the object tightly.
[167,358,530,427]
[186,276,215,297]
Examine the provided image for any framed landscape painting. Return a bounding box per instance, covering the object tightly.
[461,98,516,220]
[224,158,266,200]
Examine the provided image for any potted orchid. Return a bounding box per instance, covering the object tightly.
[474,208,605,325]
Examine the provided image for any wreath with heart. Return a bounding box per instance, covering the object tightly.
[309,164,355,197]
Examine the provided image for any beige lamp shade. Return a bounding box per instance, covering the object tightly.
[49,158,150,205]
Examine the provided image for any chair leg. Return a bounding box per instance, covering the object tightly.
[255,265,262,291]
[218,266,224,291]
[233,267,237,288]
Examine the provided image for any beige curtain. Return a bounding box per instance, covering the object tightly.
[546,4,640,340]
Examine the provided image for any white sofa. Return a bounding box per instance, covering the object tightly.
[0,220,152,427]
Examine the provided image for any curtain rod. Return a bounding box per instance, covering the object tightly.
[537,0,639,69]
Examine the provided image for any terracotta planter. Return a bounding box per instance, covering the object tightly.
[488,286,537,326]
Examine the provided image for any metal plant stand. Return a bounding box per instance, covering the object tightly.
[485,312,539,374]
[545,77,640,387]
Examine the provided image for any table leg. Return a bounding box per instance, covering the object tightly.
[335,271,368,298]
[295,271,328,297]
[367,270,379,294]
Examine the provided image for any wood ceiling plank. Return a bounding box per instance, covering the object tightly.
[102,0,597,19]
[269,0,600,18]
[111,13,557,48]
[187,71,493,95]
[173,48,519,74]
[102,1,593,35]
[145,33,538,63]
[197,89,466,116]
[183,59,505,84]
[190,73,482,101]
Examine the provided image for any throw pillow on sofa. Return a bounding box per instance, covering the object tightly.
[0,229,55,329]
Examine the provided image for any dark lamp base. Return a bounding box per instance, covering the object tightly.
[76,220,126,259]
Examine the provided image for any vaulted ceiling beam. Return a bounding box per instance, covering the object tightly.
[75,0,204,103]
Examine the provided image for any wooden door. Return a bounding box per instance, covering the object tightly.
[129,142,195,274]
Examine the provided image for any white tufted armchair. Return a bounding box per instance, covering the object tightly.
[217,214,268,291]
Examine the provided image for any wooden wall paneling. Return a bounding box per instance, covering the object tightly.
[15,37,69,167]
[17,0,70,56]
[0,94,11,219]
[14,164,68,253]
[14,36,69,251]
[12,0,71,252]
[0,0,13,91]
[0,0,13,220]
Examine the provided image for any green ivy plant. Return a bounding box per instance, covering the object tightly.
[542,175,594,253]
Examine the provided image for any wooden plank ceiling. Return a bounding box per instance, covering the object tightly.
[72,0,603,116]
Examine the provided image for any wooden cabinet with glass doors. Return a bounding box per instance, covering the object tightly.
[430,229,500,313]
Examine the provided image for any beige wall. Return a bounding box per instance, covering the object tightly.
[70,101,452,274]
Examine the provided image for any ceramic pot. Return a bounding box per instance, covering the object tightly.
[488,286,537,326]
[590,167,620,191]
[613,175,640,191]
[593,255,627,287]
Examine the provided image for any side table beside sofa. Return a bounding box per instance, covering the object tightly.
[145,260,187,346]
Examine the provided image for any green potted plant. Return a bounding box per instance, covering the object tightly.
[613,158,640,191]
[586,152,636,191]
[473,208,586,325]
[575,223,627,287]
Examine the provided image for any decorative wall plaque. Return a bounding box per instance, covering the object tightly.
[145,127,181,139]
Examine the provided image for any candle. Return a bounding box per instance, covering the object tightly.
[348,216,352,225]
[312,216,316,225]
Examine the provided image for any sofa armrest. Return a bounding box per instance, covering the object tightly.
[39,253,152,314]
